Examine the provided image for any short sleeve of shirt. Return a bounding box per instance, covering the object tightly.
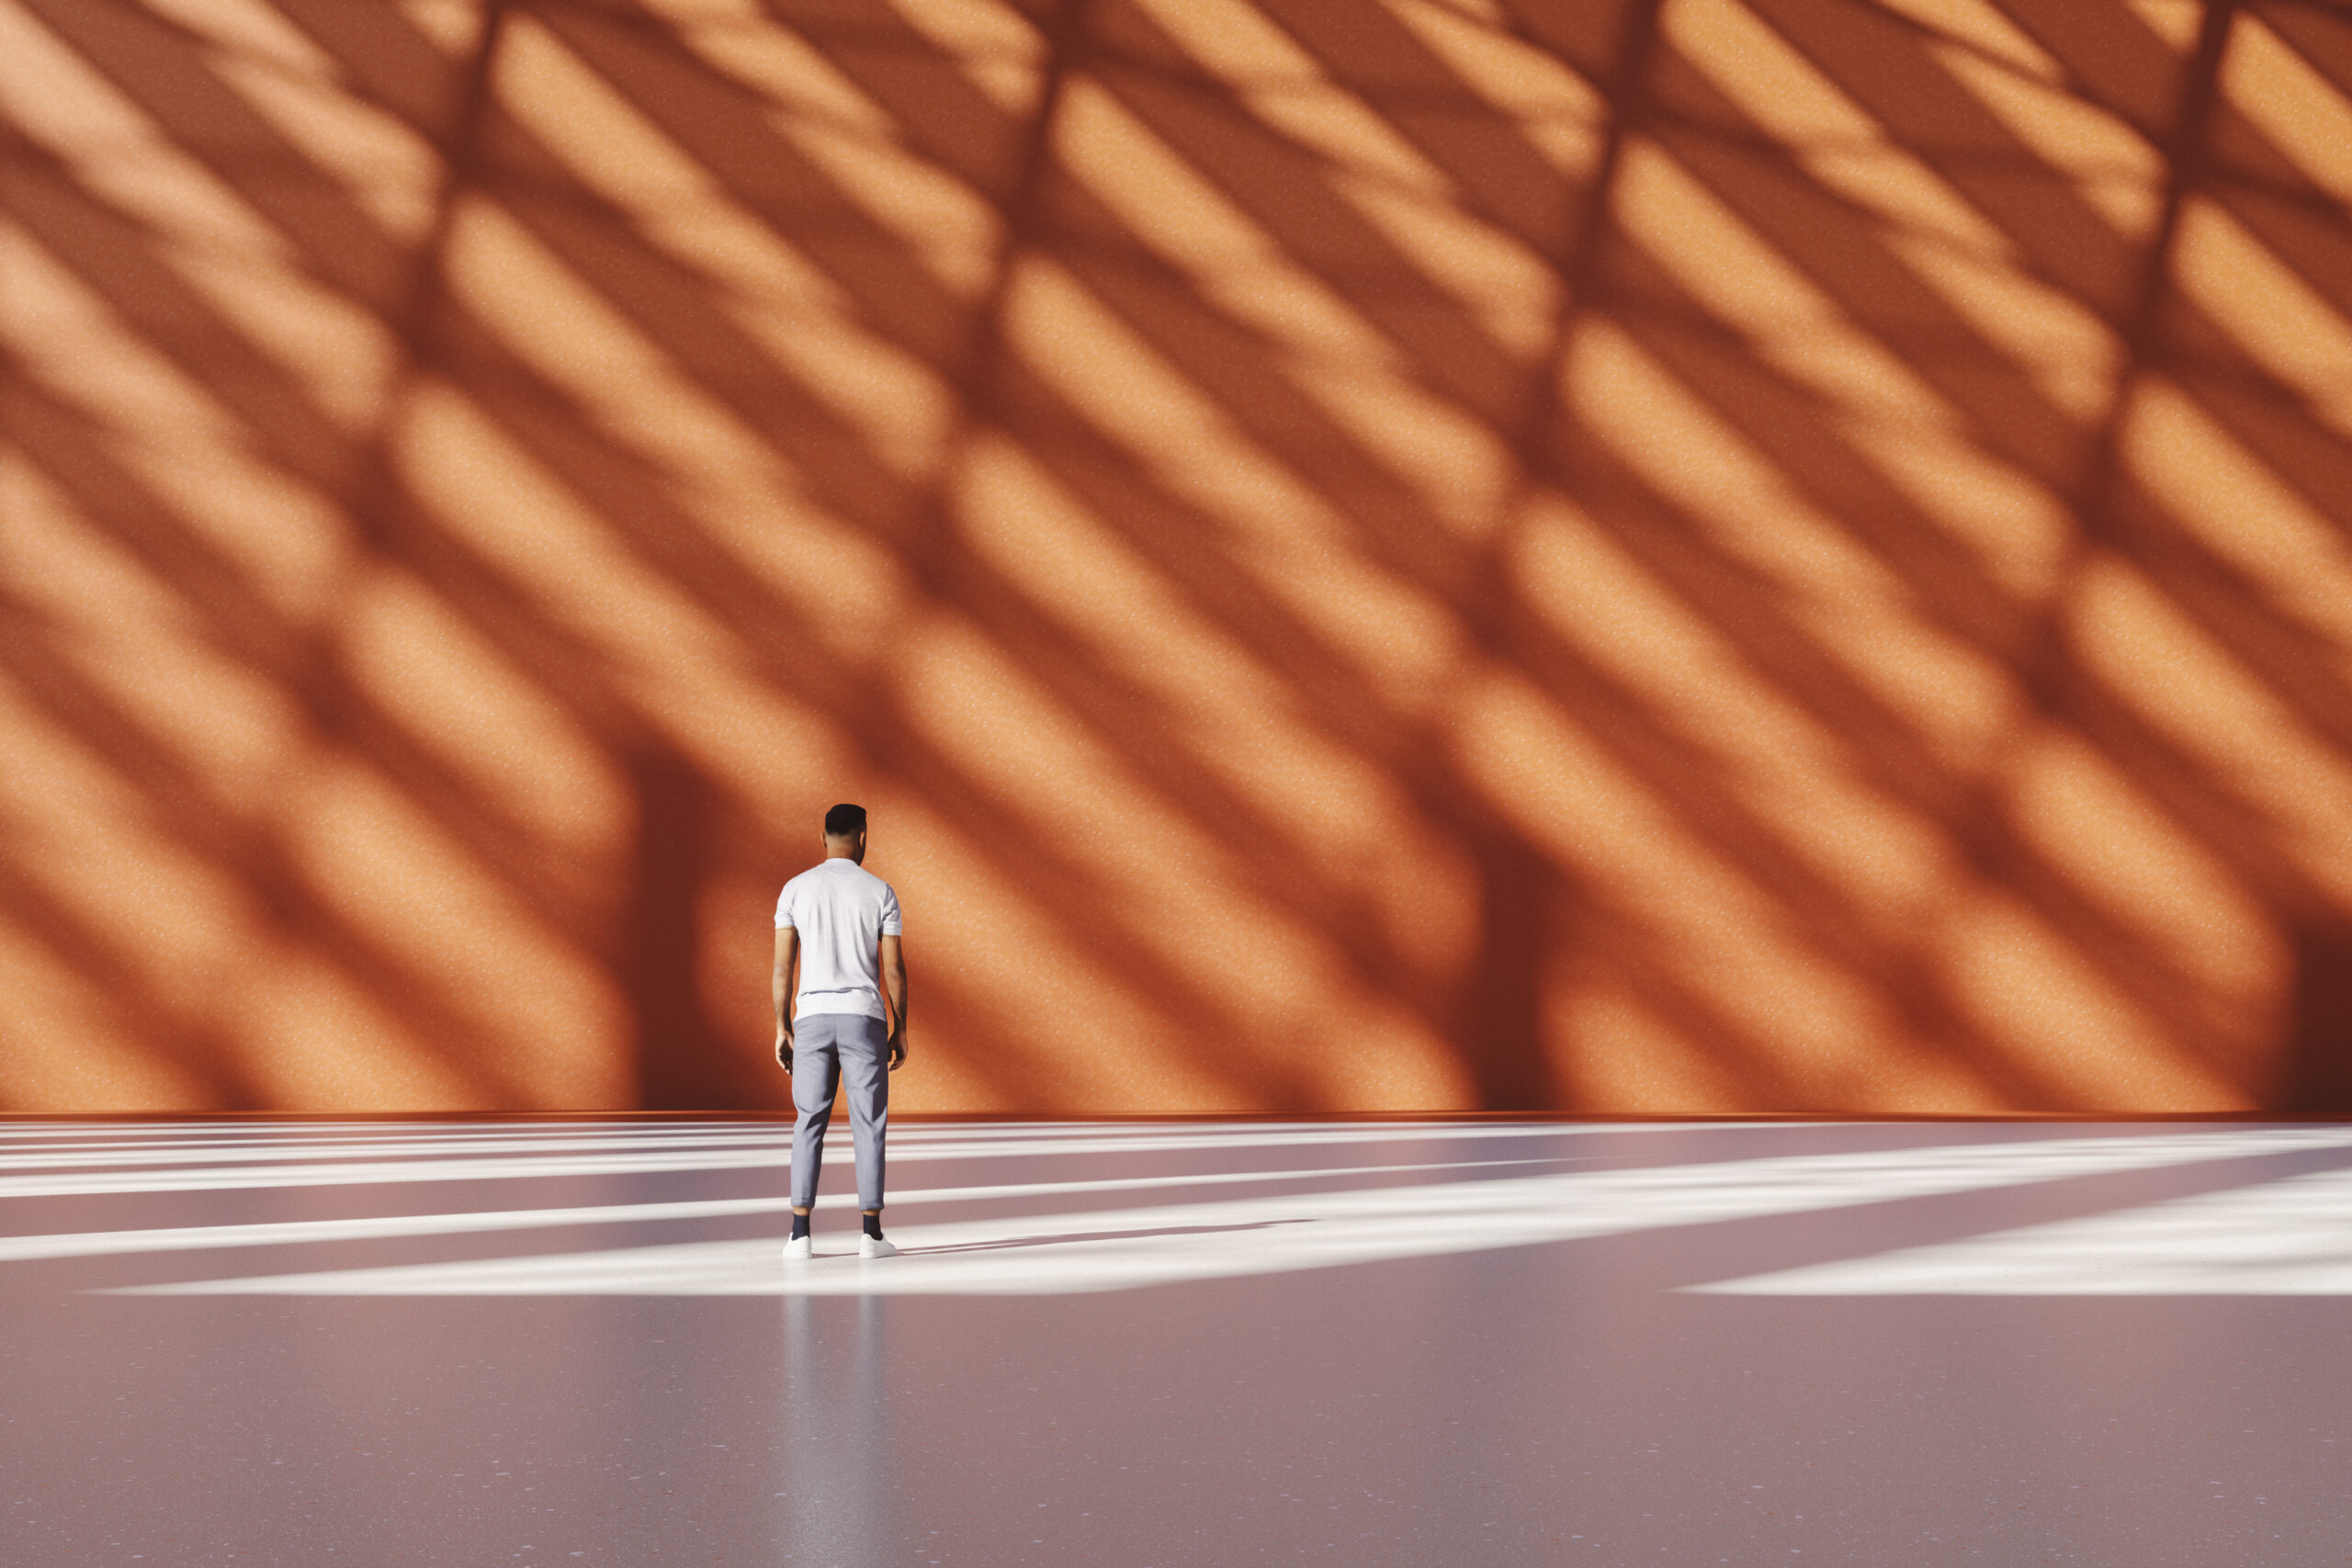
[880,883,902,936]
[774,885,795,930]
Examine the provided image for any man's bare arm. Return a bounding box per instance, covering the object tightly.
[879,932,909,1071]
[773,926,799,1069]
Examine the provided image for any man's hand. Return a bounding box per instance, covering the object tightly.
[878,932,908,1073]
[773,925,798,1073]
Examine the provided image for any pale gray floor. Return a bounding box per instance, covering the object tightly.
[4,1118,2350,1564]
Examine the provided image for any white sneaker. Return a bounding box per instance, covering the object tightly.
[858,1235,898,1258]
[782,1234,813,1261]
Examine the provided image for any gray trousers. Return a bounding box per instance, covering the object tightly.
[790,1013,888,1211]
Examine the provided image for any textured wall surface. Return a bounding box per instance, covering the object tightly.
[6,0,2352,1111]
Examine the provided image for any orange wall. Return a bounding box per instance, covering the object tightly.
[6,0,2352,1112]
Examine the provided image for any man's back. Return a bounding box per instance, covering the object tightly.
[775,859,901,1020]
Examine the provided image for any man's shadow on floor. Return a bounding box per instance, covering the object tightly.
[900,1218,1313,1256]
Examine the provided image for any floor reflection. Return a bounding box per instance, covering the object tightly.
[780,1292,892,1566]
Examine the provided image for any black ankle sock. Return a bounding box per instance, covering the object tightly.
[862,1213,884,1240]
[789,1213,810,1241]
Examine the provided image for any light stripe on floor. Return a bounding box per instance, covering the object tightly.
[104,1129,2352,1297]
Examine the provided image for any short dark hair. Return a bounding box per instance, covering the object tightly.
[824,803,867,837]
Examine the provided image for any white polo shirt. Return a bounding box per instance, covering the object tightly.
[774,858,902,1021]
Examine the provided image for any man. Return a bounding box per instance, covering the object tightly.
[774,803,908,1260]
